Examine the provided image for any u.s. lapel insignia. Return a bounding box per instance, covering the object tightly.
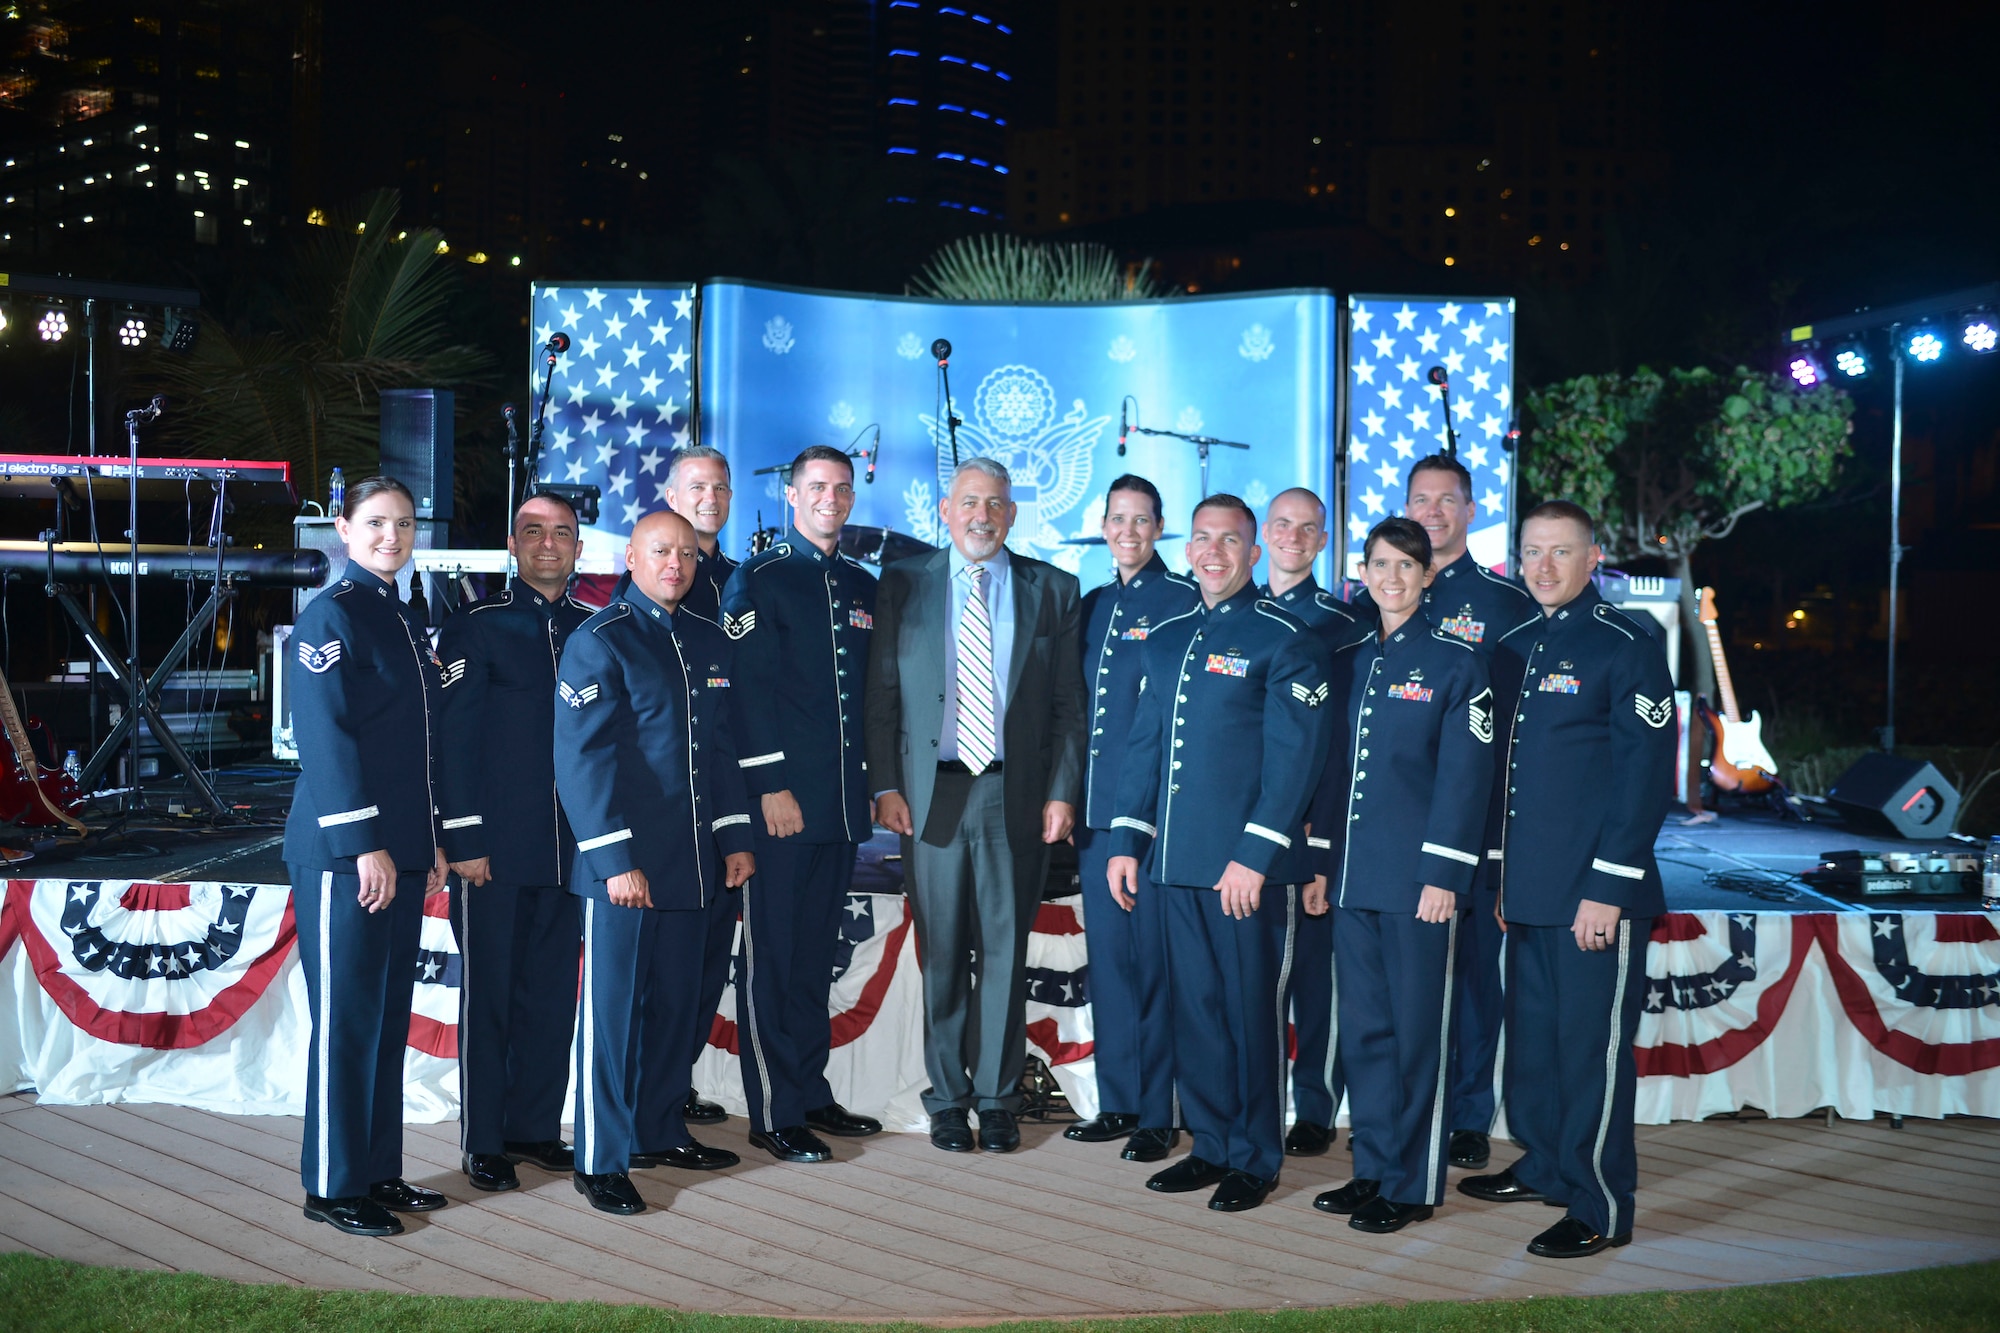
[296,640,342,674]
[558,680,600,709]
[1634,693,1674,729]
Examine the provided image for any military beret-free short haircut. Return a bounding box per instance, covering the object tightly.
[1105,473,1165,523]
[789,443,855,477]
[1191,491,1257,530]
[1363,515,1433,567]
[1408,453,1474,502]
[1520,498,1597,543]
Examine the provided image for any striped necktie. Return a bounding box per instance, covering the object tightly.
[955,563,998,773]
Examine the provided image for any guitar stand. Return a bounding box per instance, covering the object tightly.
[44,569,232,817]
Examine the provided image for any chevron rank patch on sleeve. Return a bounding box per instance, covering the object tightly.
[1634,692,1674,729]
[1290,681,1329,708]
[559,680,601,709]
[1469,686,1495,742]
[721,610,756,640]
[296,640,342,674]
[440,658,468,688]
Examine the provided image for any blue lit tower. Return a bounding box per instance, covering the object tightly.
[879,0,1017,218]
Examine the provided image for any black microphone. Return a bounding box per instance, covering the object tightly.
[1118,399,1129,457]
[865,424,880,484]
[1427,366,1448,388]
[546,331,571,355]
[129,395,166,424]
[931,337,952,364]
[502,402,517,422]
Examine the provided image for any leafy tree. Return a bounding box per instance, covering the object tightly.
[909,233,1170,302]
[1521,365,1853,703]
[143,191,493,511]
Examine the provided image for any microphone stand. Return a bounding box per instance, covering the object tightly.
[502,405,521,580]
[1124,418,1253,498]
[1429,367,1460,458]
[936,360,961,468]
[525,340,563,496]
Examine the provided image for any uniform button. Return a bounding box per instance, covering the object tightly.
[837,647,847,655]
[1509,786,1517,793]
[1090,748,1100,756]
[1181,674,1191,682]
[1104,649,1115,657]
[1359,748,1369,758]
[1172,738,1183,747]
[1360,727,1370,736]
[1173,717,1184,725]
[1517,714,1525,721]
[1362,707,1372,716]
[1099,667,1110,675]
[1096,707,1107,717]
[1098,687,1108,695]
[1356,771,1366,780]
[1510,761,1517,769]
[1349,813,1359,821]
[1366,688,1376,696]
[840,692,849,701]
[1093,727,1104,735]
[1176,694,1187,703]
[1171,761,1182,770]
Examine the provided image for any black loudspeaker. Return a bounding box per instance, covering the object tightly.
[378,388,454,519]
[1825,753,1960,840]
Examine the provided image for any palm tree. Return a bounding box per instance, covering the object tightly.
[145,191,493,503]
[909,233,1170,302]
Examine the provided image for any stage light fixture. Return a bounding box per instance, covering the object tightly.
[1832,340,1871,379]
[162,307,198,354]
[1961,310,1997,354]
[37,306,68,342]
[1786,348,1825,387]
[1904,324,1946,363]
[117,311,150,347]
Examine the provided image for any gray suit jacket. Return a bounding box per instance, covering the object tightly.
[864,546,1086,844]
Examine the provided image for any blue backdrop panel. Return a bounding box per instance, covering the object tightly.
[1342,294,1516,577]
[700,281,1337,587]
[527,281,699,564]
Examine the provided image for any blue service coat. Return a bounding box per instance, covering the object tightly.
[1257,572,1358,657]
[284,561,441,870]
[552,586,755,910]
[1108,584,1333,887]
[1079,553,1200,831]
[434,580,594,885]
[718,528,879,844]
[1350,549,1540,656]
[1487,586,1676,925]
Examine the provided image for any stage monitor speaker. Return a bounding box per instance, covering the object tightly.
[1825,753,1960,840]
[379,388,454,519]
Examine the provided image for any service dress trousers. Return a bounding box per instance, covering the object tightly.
[450,880,580,1155]
[1074,824,1176,1127]
[736,836,857,1132]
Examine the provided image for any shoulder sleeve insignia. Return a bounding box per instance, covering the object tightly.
[1634,693,1674,729]
[296,639,342,674]
[1469,686,1495,743]
[440,658,467,688]
[722,609,756,640]
[558,680,601,709]
[1290,680,1329,708]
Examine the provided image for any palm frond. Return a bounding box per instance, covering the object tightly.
[909,234,1171,302]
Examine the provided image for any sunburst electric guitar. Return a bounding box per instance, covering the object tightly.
[1695,587,1778,795]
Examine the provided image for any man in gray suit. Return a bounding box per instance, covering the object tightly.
[866,458,1086,1154]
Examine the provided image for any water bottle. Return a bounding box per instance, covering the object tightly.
[62,749,81,785]
[328,466,345,514]
[1985,835,2000,910]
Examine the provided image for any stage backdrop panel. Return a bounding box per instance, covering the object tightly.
[527,281,699,567]
[1342,294,1516,578]
[700,281,1337,587]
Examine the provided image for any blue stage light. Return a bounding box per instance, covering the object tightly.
[1961,311,1997,354]
[1832,341,1870,379]
[1905,326,1946,363]
[1786,349,1825,387]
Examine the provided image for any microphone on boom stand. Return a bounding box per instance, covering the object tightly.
[1118,397,1130,457]
[1427,366,1460,459]
[865,423,880,484]
[932,337,962,468]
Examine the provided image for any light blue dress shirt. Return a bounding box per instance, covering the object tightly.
[940,545,1014,764]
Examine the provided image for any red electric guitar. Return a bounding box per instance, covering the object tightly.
[1695,587,1778,795]
[0,666,87,833]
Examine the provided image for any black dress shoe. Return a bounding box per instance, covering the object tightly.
[748,1126,833,1163]
[684,1090,728,1125]
[368,1178,446,1212]
[1285,1120,1334,1156]
[1458,1167,1555,1204]
[1350,1196,1434,1233]
[930,1108,976,1153]
[1065,1112,1140,1143]
[574,1171,646,1215]
[303,1194,404,1236]
[1312,1177,1381,1214]
[1449,1129,1491,1170]
[805,1102,881,1137]
[1120,1127,1178,1162]
[1528,1215,1631,1259]
[503,1139,574,1171]
[463,1153,520,1192]
[632,1140,741,1170]
[1207,1170,1274,1212]
[977,1108,1020,1153]
[1146,1155,1230,1193]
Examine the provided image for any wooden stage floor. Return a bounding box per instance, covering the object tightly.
[1,1093,1996,1320]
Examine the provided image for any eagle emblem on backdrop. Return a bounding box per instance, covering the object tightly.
[906,364,1108,567]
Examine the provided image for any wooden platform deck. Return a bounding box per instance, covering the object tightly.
[1,1093,1996,1320]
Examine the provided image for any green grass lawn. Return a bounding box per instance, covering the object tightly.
[3,1253,1997,1333]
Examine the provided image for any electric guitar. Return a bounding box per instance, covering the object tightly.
[0,664,87,833]
[1696,587,1778,794]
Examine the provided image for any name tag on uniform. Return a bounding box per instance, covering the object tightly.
[1438,613,1486,643]
[848,608,873,630]
[1120,626,1150,640]
[1388,682,1433,702]
[1539,673,1581,694]
[1205,653,1249,677]
[706,676,731,689]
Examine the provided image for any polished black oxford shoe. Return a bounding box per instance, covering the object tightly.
[1448,1130,1491,1170]
[1312,1177,1381,1214]
[368,1178,446,1212]
[633,1140,742,1171]
[977,1108,1020,1153]
[503,1139,575,1172]
[1120,1127,1178,1162]
[684,1090,728,1125]
[806,1102,882,1138]
[748,1126,833,1163]
[304,1194,403,1236]
[1065,1112,1140,1143]
[930,1108,976,1153]
[1349,1196,1433,1233]
[463,1153,520,1192]
[1285,1120,1334,1157]
[1207,1170,1274,1213]
[1457,1167,1558,1205]
[1146,1155,1230,1193]
[574,1170,646,1214]
[1528,1215,1631,1259]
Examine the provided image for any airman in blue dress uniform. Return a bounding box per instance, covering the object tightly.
[554,509,757,1215]
[1066,474,1200,1164]
[1307,518,1494,1234]
[719,445,885,1163]
[435,492,593,1193]
[1255,486,1359,1160]
[284,476,450,1237]
[1108,494,1333,1214]
[1458,501,1675,1260]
